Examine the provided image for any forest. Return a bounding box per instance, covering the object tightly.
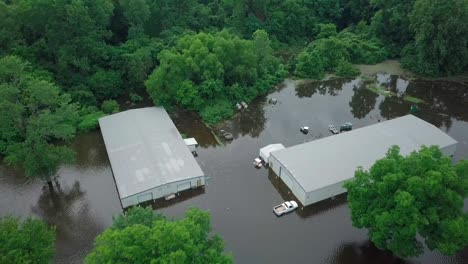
[0,0,467,180]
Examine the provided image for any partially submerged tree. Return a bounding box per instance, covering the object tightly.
[86,207,233,263]
[344,145,468,257]
[0,216,56,264]
[0,56,79,188]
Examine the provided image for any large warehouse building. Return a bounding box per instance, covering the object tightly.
[269,115,458,207]
[99,107,205,208]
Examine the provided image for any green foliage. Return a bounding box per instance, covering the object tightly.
[344,146,468,257]
[86,207,232,263]
[0,56,79,181]
[294,51,325,79]
[112,206,164,230]
[336,60,360,77]
[200,100,234,125]
[0,216,56,264]
[129,93,143,103]
[145,30,283,123]
[78,110,106,132]
[89,70,123,100]
[101,100,120,114]
[295,24,386,78]
[402,0,468,76]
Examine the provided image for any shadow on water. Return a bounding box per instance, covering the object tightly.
[268,169,348,219]
[70,131,110,168]
[124,187,206,212]
[328,240,413,264]
[170,108,218,148]
[31,181,103,262]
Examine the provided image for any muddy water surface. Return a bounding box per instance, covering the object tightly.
[1,74,467,263]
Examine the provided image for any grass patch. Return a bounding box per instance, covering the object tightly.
[403,95,425,104]
[366,84,396,97]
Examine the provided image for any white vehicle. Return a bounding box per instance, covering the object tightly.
[328,125,339,134]
[273,201,298,216]
[253,158,263,168]
[300,126,309,134]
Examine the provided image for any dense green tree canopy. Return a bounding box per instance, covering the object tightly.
[344,146,468,257]
[86,207,232,263]
[145,30,286,123]
[404,0,468,76]
[0,56,79,182]
[0,216,56,264]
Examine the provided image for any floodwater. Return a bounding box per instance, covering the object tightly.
[1,74,467,263]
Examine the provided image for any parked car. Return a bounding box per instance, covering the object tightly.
[300,126,309,134]
[328,125,339,134]
[340,122,353,132]
[273,201,298,216]
[253,158,263,168]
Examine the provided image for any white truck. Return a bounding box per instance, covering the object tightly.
[273,201,298,216]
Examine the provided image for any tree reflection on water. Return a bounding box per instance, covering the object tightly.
[329,240,413,264]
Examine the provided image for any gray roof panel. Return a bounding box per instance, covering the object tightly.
[99,107,204,198]
[271,115,457,193]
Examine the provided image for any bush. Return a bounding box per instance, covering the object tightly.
[336,60,360,77]
[129,93,143,103]
[78,111,106,132]
[295,51,325,79]
[101,100,119,114]
[200,100,234,125]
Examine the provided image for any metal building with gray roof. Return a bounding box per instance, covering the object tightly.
[99,107,205,208]
[269,115,457,207]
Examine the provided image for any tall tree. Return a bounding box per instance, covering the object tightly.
[0,56,79,187]
[0,216,56,264]
[408,0,468,76]
[344,146,468,257]
[86,207,232,263]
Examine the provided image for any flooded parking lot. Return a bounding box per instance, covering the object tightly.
[1,74,467,263]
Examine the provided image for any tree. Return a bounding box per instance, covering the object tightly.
[405,0,468,76]
[0,216,56,264]
[294,51,325,79]
[86,207,232,263]
[344,146,468,258]
[0,56,80,187]
[145,30,284,123]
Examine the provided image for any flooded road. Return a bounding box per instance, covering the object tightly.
[1,74,467,263]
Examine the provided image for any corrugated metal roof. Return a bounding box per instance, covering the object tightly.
[271,115,457,193]
[99,107,204,199]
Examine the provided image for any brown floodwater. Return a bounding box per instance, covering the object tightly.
[1,74,467,263]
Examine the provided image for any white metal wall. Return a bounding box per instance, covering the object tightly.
[304,181,347,205]
[121,176,205,208]
[269,154,307,205]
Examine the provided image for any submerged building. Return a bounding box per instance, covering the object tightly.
[269,115,457,207]
[99,107,205,208]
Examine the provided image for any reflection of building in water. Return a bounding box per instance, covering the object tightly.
[268,115,457,207]
[99,107,206,208]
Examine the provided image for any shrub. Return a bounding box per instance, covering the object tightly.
[129,93,143,103]
[336,60,360,77]
[295,50,325,79]
[200,100,234,125]
[78,111,106,132]
[101,100,119,114]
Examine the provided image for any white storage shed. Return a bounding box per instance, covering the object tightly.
[259,144,285,162]
[269,115,457,207]
[99,107,205,208]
